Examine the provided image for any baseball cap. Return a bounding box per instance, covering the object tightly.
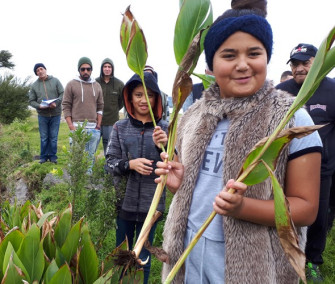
[287,43,318,64]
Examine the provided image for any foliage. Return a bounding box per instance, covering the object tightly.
[0,201,146,283]
[0,74,31,124]
[0,119,34,193]
[0,50,15,69]
[63,123,91,221]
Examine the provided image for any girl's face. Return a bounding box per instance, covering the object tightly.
[131,85,156,121]
[212,31,267,98]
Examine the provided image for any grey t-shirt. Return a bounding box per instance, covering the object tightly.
[187,108,322,241]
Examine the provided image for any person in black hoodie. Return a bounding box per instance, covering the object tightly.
[105,72,168,284]
[276,43,335,282]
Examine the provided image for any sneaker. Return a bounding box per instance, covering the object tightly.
[50,160,57,164]
[305,262,323,282]
[39,159,47,164]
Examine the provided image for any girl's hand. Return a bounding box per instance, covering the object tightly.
[129,158,154,175]
[155,152,184,193]
[152,126,168,148]
[213,179,247,217]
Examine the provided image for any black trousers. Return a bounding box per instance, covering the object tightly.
[305,174,333,264]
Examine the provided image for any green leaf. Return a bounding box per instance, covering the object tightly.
[17,223,44,282]
[125,20,147,75]
[262,162,306,283]
[54,205,72,248]
[120,5,133,54]
[239,125,324,185]
[55,246,67,268]
[48,263,72,284]
[78,224,98,284]
[60,217,83,263]
[44,259,59,284]
[193,73,215,89]
[37,211,55,228]
[19,200,31,220]
[120,6,147,76]
[2,256,26,284]
[93,268,118,284]
[0,229,24,279]
[174,0,213,65]
[43,231,56,261]
[3,242,30,283]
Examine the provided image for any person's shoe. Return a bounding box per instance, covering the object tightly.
[305,262,323,282]
[39,159,47,164]
[50,160,57,164]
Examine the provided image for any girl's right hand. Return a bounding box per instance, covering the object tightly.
[155,152,184,193]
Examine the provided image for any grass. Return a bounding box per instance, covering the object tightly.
[1,111,335,283]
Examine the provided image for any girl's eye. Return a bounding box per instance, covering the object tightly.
[222,54,235,59]
[249,52,261,57]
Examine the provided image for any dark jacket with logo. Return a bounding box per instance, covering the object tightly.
[96,58,124,126]
[105,73,168,221]
[276,77,335,175]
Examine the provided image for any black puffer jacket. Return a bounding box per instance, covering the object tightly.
[105,73,168,221]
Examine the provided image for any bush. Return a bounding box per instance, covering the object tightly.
[0,74,31,124]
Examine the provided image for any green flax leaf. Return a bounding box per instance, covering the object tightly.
[78,224,99,284]
[54,205,72,248]
[174,0,213,65]
[239,125,324,185]
[262,161,306,283]
[60,217,83,264]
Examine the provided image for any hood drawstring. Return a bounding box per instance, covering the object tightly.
[79,80,96,103]
[92,82,96,97]
[80,81,84,102]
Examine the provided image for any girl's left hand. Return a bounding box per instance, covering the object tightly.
[153,126,168,148]
[213,179,247,217]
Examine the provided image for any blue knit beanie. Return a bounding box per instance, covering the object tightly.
[204,14,273,71]
[34,63,46,75]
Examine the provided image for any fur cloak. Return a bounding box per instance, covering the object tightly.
[162,80,306,283]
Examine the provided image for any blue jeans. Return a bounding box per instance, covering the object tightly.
[101,125,114,155]
[38,115,61,161]
[116,216,158,284]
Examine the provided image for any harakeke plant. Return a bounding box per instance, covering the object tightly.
[164,26,335,284]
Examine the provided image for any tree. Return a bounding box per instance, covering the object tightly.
[0,74,31,124]
[0,50,15,69]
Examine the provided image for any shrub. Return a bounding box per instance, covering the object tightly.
[0,74,31,124]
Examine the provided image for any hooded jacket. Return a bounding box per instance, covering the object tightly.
[96,58,124,126]
[105,73,168,221]
[28,75,64,117]
[162,81,307,284]
[62,76,104,124]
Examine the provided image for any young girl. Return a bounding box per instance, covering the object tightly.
[155,1,322,283]
[105,72,168,284]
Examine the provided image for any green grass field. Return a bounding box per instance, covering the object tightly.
[2,111,335,283]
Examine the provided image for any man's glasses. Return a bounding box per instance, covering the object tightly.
[80,67,92,72]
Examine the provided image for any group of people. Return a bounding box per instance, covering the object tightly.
[28,57,124,170]
[28,0,335,283]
